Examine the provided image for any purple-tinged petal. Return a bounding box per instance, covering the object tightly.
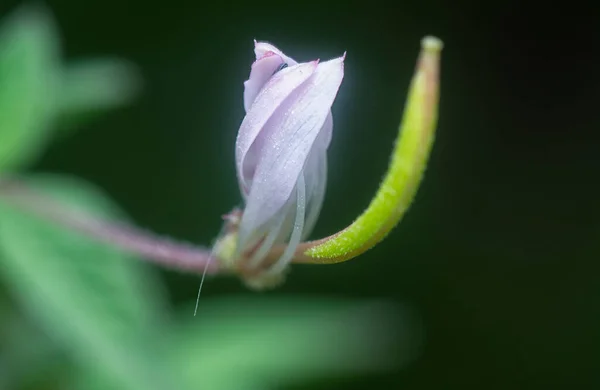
[238,56,345,243]
[235,61,318,194]
[302,148,327,240]
[320,112,333,148]
[297,119,330,241]
[303,113,331,238]
[243,51,284,112]
[266,171,306,274]
[236,177,299,271]
[254,40,298,66]
[246,204,287,268]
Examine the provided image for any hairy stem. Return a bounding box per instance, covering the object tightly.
[0,176,221,274]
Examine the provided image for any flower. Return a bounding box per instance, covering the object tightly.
[233,41,345,281]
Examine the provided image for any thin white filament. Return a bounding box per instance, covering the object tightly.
[193,252,212,317]
[193,223,228,316]
[267,171,306,275]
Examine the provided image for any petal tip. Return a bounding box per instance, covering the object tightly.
[261,50,277,59]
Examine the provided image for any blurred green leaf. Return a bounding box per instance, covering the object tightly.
[169,297,416,390]
[0,5,61,171]
[0,174,177,390]
[0,6,143,170]
[58,59,142,131]
[0,307,68,389]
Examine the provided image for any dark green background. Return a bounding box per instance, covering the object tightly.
[2,0,599,388]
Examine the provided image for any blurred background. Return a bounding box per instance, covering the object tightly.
[1,0,599,389]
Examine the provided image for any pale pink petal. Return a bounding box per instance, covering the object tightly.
[243,51,284,112]
[246,205,287,268]
[235,61,318,194]
[298,120,329,241]
[254,40,298,66]
[302,148,327,240]
[266,171,306,274]
[238,56,344,241]
[320,112,333,148]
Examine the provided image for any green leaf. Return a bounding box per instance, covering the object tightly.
[0,5,61,171]
[0,174,176,390]
[57,58,142,131]
[169,297,418,390]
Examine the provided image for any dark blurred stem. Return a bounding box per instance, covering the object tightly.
[0,177,221,274]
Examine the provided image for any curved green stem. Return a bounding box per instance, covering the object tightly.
[298,36,443,264]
